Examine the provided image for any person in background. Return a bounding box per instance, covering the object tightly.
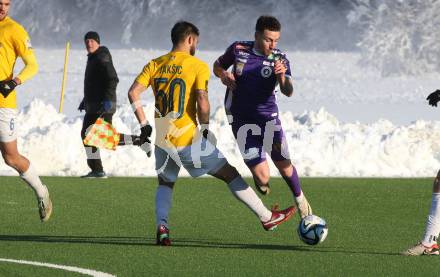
[79,31,119,178]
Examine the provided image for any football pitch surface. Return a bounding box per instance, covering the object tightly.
[0,177,437,276]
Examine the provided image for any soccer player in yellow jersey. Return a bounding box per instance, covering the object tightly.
[128,21,296,246]
[0,0,52,222]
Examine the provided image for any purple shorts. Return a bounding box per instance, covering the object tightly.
[231,117,290,166]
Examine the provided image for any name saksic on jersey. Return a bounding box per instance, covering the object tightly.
[158,64,183,75]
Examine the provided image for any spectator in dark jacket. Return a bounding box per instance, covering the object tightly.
[79,31,119,178]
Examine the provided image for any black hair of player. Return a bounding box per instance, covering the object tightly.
[171,21,200,45]
[255,16,281,33]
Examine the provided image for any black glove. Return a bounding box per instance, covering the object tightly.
[102,100,112,112]
[202,128,211,139]
[0,79,18,98]
[201,126,217,145]
[78,100,85,111]
[140,124,152,144]
[427,90,440,107]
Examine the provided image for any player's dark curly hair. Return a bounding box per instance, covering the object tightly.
[255,15,281,33]
[171,21,200,45]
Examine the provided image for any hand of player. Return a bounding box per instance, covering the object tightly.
[274,60,287,77]
[427,90,440,107]
[0,79,18,98]
[220,71,237,90]
[139,124,153,157]
[201,125,217,146]
[102,100,113,112]
[140,124,152,144]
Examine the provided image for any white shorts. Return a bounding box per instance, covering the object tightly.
[155,137,227,183]
[0,108,18,143]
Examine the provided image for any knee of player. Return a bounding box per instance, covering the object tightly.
[213,163,240,183]
[254,171,270,185]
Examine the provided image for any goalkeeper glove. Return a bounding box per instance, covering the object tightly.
[427,90,440,107]
[0,79,18,98]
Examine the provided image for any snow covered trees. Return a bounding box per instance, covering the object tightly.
[349,0,440,76]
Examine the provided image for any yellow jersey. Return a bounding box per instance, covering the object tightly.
[136,51,210,147]
[0,16,38,108]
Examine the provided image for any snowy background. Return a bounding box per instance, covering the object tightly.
[2,0,440,177]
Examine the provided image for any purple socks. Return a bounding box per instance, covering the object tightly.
[282,166,302,197]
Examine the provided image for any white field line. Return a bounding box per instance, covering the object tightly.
[0,258,116,277]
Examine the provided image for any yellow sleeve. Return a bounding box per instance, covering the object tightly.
[194,62,210,92]
[135,61,154,88]
[14,25,38,83]
[17,53,38,83]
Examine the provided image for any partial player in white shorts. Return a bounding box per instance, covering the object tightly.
[0,108,18,143]
[155,137,227,182]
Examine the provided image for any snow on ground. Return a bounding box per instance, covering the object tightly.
[1,49,439,177]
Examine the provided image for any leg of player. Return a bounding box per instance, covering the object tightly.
[210,162,296,231]
[0,141,52,222]
[155,177,173,246]
[403,170,440,255]
[270,141,312,219]
[274,159,312,219]
[248,161,271,195]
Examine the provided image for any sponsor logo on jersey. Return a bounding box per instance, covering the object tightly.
[261,66,272,78]
[236,62,245,76]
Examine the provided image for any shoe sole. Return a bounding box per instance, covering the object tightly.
[402,251,439,256]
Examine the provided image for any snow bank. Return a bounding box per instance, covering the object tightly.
[1,99,439,177]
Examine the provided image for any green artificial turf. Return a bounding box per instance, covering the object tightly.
[0,176,437,276]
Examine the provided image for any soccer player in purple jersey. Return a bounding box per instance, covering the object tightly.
[213,15,312,218]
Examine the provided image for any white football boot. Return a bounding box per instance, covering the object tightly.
[402,242,439,256]
[38,193,53,222]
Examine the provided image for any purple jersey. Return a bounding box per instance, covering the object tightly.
[216,41,292,121]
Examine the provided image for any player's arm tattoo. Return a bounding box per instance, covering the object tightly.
[196,89,210,125]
